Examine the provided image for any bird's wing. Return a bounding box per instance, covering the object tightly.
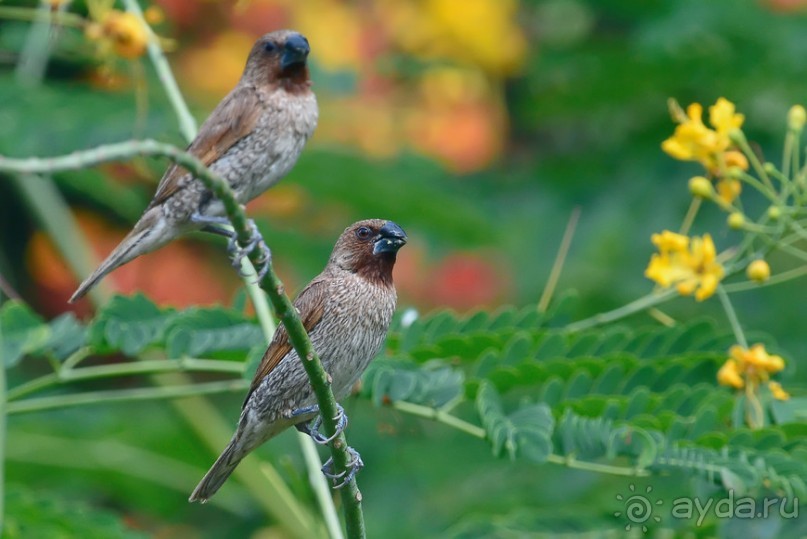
[243,277,328,407]
[149,85,262,208]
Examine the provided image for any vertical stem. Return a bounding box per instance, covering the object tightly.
[15,0,63,85]
[717,286,747,348]
[300,432,344,539]
[121,0,197,142]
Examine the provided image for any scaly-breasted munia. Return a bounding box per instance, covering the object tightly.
[70,30,318,302]
[189,219,407,503]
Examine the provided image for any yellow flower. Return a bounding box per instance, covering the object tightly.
[662,98,745,173]
[709,97,745,137]
[768,381,790,401]
[661,103,721,164]
[85,8,149,60]
[645,231,724,301]
[729,344,786,377]
[717,359,745,389]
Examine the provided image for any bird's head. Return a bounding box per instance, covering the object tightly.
[329,219,407,286]
[244,30,311,93]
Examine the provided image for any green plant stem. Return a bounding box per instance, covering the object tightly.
[735,134,775,193]
[544,454,650,477]
[7,357,245,401]
[121,0,197,142]
[15,0,61,85]
[392,400,651,477]
[678,197,701,236]
[393,400,486,438]
[300,435,345,539]
[563,289,677,333]
[722,265,807,292]
[717,286,747,348]
[736,172,779,204]
[538,206,580,313]
[6,379,248,415]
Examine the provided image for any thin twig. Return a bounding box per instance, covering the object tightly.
[7,379,249,415]
[538,206,580,313]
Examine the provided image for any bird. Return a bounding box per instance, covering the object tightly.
[69,29,318,303]
[189,219,407,503]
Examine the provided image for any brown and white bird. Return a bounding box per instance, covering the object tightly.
[70,30,318,302]
[189,219,407,503]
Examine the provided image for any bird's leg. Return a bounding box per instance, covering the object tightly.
[192,213,272,279]
[321,446,364,489]
[291,403,348,445]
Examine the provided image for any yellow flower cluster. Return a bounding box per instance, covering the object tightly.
[717,344,789,400]
[663,98,748,204]
[85,10,149,60]
[644,231,724,301]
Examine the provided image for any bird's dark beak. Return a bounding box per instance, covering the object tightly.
[281,34,310,70]
[373,221,407,255]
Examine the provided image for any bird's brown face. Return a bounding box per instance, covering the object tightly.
[330,219,407,284]
[244,30,311,91]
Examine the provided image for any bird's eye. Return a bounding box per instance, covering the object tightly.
[355,226,373,240]
[263,42,277,53]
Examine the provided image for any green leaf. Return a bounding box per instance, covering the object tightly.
[40,313,87,361]
[363,358,463,407]
[1,300,50,367]
[475,381,553,463]
[164,307,265,358]
[88,294,177,355]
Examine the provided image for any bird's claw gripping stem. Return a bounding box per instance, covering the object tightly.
[321,446,364,489]
[194,213,271,282]
[292,403,348,445]
[226,220,271,281]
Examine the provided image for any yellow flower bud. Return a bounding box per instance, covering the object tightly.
[717,360,744,389]
[763,162,777,176]
[144,6,165,25]
[688,176,714,199]
[767,206,782,220]
[788,105,806,131]
[747,260,770,283]
[723,150,749,171]
[768,381,790,401]
[102,11,148,59]
[724,166,743,180]
[727,212,745,229]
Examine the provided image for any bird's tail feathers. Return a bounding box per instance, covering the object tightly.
[69,224,151,303]
[189,438,244,503]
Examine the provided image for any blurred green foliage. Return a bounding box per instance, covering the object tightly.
[2,0,807,538]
